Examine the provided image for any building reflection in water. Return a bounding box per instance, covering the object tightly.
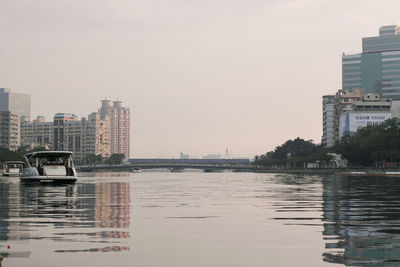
[95,182,131,239]
[0,182,32,258]
[272,174,400,265]
[322,176,400,265]
[0,180,131,257]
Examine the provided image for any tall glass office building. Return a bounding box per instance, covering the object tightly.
[0,88,31,120]
[343,25,400,99]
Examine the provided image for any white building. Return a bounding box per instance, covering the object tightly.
[0,111,20,151]
[322,89,366,147]
[322,95,336,147]
[20,116,53,149]
[53,113,111,165]
[391,100,400,118]
[339,94,392,138]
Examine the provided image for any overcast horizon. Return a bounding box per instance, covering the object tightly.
[1,0,399,158]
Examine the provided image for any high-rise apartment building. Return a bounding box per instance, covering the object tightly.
[99,100,130,159]
[0,111,20,151]
[20,116,53,149]
[0,88,31,120]
[98,115,111,159]
[343,25,400,99]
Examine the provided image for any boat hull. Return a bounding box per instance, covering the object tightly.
[20,176,77,183]
[2,173,20,177]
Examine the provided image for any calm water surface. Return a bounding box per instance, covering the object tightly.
[1,171,400,266]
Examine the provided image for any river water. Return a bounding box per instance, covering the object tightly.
[0,171,399,266]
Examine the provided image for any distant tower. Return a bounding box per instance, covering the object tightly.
[224,148,232,159]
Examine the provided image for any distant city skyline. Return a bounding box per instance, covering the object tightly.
[2,0,400,158]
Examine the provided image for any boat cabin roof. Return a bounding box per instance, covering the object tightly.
[24,151,73,159]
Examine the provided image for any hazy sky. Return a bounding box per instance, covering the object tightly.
[0,0,399,158]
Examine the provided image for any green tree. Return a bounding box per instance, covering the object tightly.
[253,138,331,168]
[95,154,103,165]
[105,154,125,165]
[85,154,97,166]
[335,118,400,167]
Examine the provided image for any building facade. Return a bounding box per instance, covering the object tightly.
[343,25,400,99]
[20,116,53,149]
[339,94,392,138]
[99,100,130,159]
[0,111,20,151]
[333,89,366,141]
[322,88,366,147]
[322,95,336,147]
[53,113,78,151]
[97,114,111,159]
[391,99,400,118]
[0,88,31,120]
[53,113,111,165]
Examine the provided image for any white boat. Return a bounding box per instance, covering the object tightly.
[2,161,24,177]
[20,151,77,183]
[169,167,184,173]
[131,167,143,173]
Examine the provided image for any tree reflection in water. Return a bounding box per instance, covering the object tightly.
[272,174,400,265]
[323,176,400,265]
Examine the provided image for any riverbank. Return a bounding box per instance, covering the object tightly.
[254,168,400,176]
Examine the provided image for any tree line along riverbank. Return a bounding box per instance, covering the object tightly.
[253,118,400,169]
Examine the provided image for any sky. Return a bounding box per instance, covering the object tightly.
[0,0,399,158]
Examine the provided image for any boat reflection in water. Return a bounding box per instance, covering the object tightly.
[0,180,131,258]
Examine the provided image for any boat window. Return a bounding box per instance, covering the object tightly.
[29,156,69,167]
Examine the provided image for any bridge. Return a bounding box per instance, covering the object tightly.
[77,158,254,172]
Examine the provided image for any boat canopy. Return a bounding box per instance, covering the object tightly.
[24,151,73,159]
[2,161,24,172]
[24,151,74,168]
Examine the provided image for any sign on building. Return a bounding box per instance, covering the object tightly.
[339,113,391,138]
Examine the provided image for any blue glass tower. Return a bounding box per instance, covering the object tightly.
[343,25,400,99]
